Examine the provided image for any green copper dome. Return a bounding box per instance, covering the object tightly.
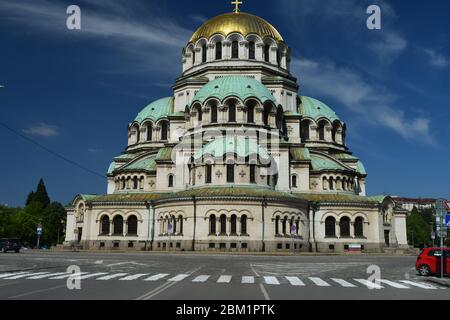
[299,96,340,123]
[310,154,351,172]
[194,136,270,160]
[134,97,174,124]
[193,76,277,105]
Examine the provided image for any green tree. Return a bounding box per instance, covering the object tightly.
[26,179,50,208]
[42,202,67,245]
[406,206,431,247]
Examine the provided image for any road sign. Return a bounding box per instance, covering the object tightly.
[431,231,436,240]
[37,230,42,236]
[445,214,450,228]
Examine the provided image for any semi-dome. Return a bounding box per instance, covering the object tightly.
[134,97,174,124]
[190,12,284,43]
[299,96,340,123]
[194,136,270,161]
[192,76,277,105]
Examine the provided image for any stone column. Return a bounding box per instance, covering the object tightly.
[256,43,264,61]
[194,47,201,66]
[240,40,248,59]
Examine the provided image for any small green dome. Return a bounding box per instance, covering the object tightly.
[299,96,340,123]
[194,136,270,160]
[193,76,277,105]
[134,97,174,124]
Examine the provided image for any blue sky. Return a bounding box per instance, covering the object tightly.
[0,0,449,207]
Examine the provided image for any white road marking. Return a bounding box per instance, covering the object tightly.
[168,274,190,282]
[354,279,384,289]
[263,276,280,285]
[27,272,68,280]
[0,272,27,279]
[309,277,331,287]
[144,273,169,281]
[192,275,210,282]
[3,272,48,280]
[217,275,232,283]
[331,278,357,288]
[241,276,255,284]
[49,272,87,279]
[79,273,109,280]
[285,276,305,286]
[399,280,437,289]
[96,273,128,280]
[378,279,410,289]
[119,274,149,281]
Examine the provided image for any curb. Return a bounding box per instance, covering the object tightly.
[426,277,450,288]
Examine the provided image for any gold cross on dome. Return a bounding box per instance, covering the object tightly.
[232,0,243,14]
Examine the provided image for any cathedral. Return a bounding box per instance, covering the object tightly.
[64,8,409,253]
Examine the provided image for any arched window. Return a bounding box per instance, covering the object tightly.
[172,215,177,234]
[192,50,196,65]
[210,105,218,123]
[230,214,237,235]
[168,174,174,188]
[134,125,140,143]
[232,41,239,58]
[249,164,256,184]
[210,215,216,234]
[133,176,138,189]
[282,216,288,234]
[329,177,334,190]
[277,49,281,66]
[205,164,212,184]
[100,215,110,235]
[113,215,124,235]
[220,214,227,235]
[325,216,336,237]
[264,44,270,62]
[342,178,347,191]
[160,121,168,141]
[295,219,300,235]
[241,215,247,235]
[249,41,255,59]
[178,215,183,235]
[202,44,207,63]
[215,42,222,60]
[196,105,202,122]
[263,104,271,125]
[121,178,126,190]
[355,217,364,237]
[247,104,254,123]
[147,123,153,141]
[292,175,297,188]
[340,217,350,237]
[227,163,234,183]
[228,103,236,122]
[127,215,138,235]
[275,216,280,235]
[318,121,326,141]
[301,120,310,141]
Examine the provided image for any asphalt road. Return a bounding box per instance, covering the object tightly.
[0,251,448,300]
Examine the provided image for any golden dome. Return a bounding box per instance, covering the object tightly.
[189,12,284,43]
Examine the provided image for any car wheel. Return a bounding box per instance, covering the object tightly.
[418,264,431,276]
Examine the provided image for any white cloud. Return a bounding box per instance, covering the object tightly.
[368,32,408,59]
[423,49,449,69]
[23,123,59,137]
[0,0,192,75]
[291,57,435,145]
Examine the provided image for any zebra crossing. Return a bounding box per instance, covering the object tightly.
[0,270,443,290]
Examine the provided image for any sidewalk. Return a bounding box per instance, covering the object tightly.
[426,277,450,287]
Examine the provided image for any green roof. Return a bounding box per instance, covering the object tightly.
[193,76,277,105]
[117,156,157,173]
[294,193,383,204]
[310,153,352,172]
[194,136,270,160]
[114,153,143,161]
[356,160,367,175]
[107,162,115,174]
[291,147,311,161]
[155,147,173,161]
[299,96,340,123]
[134,97,174,124]
[333,153,359,161]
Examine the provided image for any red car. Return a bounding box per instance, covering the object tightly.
[416,247,450,276]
